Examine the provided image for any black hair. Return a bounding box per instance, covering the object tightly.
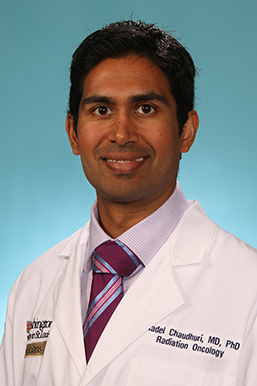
[68,20,196,135]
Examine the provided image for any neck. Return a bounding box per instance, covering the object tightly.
[96,188,175,239]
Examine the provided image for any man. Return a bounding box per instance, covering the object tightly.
[1,20,257,386]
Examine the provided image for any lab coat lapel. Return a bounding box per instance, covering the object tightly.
[53,226,89,376]
[82,238,184,384]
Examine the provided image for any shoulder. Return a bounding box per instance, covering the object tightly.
[11,223,90,298]
[172,200,257,266]
[24,227,84,273]
[171,201,257,305]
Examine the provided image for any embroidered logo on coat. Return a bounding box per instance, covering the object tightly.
[26,319,53,341]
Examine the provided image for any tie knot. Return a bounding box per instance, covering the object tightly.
[93,240,140,277]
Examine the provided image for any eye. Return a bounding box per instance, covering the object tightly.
[136,104,156,114]
[93,106,112,115]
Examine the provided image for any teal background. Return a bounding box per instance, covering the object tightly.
[1,0,257,339]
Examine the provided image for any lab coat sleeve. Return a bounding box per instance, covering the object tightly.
[0,273,23,386]
[0,335,8,386]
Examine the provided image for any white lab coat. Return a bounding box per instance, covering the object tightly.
[1,201,257,386]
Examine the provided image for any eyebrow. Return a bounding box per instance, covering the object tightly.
[80,92,170,108]
[80,95,115,107]
[129,92,170,106]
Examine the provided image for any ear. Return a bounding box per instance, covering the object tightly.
[180,110,199,153]
[65,113,80,155]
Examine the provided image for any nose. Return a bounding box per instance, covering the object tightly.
[106,111,139,146]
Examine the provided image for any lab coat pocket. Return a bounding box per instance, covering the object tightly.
[127,358,236,386]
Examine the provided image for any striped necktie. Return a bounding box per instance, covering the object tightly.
[83,240,140,362]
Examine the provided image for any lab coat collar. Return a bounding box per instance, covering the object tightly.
[59,227,86,258]
[170,200,216,267]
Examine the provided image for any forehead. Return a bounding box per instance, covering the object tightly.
[81,55,173,99]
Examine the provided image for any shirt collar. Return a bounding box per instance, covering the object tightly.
[85,181,191,271]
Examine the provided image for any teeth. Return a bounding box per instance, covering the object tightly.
[106,158,144,163]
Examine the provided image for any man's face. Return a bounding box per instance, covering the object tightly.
[66,55,197,208]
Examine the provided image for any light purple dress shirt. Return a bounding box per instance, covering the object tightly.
[81,182,192,322]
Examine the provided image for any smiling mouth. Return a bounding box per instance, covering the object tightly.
[103,156,148,173]
[106,157,145,163]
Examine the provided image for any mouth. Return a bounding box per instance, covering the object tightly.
[106,157,145,164]
[102,155,148,173]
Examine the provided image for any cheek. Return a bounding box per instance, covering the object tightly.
[156,138,182,172]
[77,128,102,155]
[153,130,178,154]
